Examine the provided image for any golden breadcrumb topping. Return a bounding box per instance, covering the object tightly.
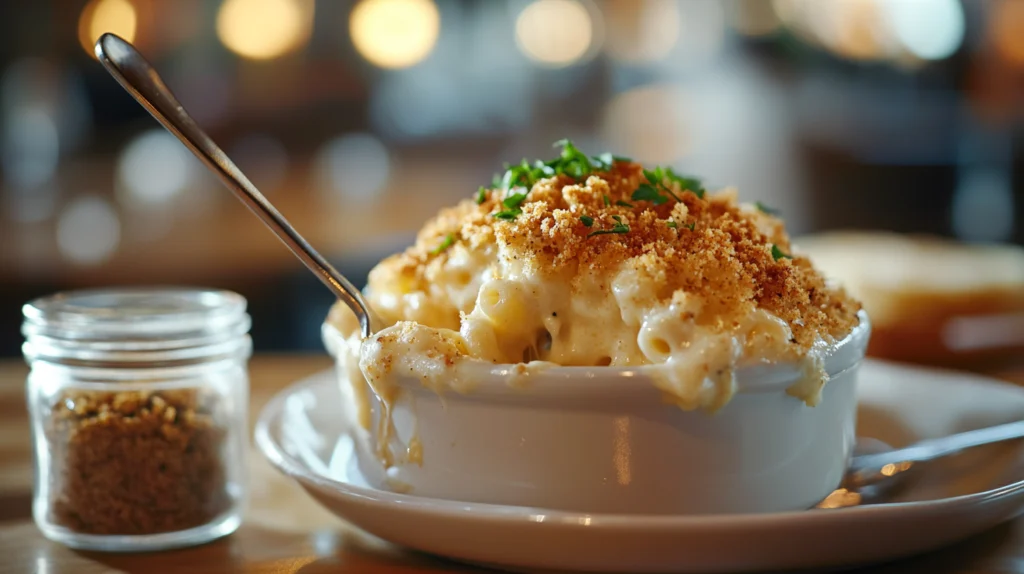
[372,161,860,351]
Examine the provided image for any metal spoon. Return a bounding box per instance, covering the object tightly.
[818,418,1024,509]
[93,33,380,338]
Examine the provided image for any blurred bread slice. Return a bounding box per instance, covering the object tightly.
[795,231,1024,366]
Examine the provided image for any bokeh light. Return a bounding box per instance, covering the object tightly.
[56,196,121,266]
[605,0,680,63]
[829,0,891,62]
[314,133,391,204]
[515,0,598,67]
[772,0,963,63]
[78,0,137,58]
[952,168,1015,243]
[991,0,1024,66]
[350,0,441,69]
[3,108,59,189]
[729,0,782,37]
[601,84,689,164]
[884,0,964,61]
[116,129,198,208]
[216,0,313,61]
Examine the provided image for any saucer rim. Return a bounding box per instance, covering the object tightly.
[255,360,1024,529]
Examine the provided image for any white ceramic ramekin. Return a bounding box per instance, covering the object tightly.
[323,311,870,515]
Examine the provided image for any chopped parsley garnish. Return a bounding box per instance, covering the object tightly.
[755,201,780,215]
[494,158,555,193]
[480,141,709,226]
[591,152,631,170]
[588,215,630,237]
[685,222,696,231]
[666,220,678,228]
[551,139,594,179]
[667,170,704,199]
[487,140,631,193]
[632,183,669,205]
[503,193,527,210]
[771,244,792,261]
[580,215,594,227]
[644,166,703,199]
[430,234,455,255]
[492,192,528,220]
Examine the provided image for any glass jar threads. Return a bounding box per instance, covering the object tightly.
[22,288,252,552]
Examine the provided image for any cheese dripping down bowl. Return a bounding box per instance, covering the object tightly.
[322,141,870,515]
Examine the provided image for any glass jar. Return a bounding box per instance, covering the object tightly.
[22,288,251,552]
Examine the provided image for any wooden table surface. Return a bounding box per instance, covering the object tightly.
[2,355,1024,574]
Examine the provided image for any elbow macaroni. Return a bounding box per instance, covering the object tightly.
[325,156,861,469]
[341,257,826,418]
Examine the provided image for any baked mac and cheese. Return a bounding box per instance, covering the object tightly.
[327,141,862,467]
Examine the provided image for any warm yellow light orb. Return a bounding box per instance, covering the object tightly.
[78,0,137,58]
[216,0,311,61]
[350,0,441,69]
[515,0,595,67]
[605,0,680,63]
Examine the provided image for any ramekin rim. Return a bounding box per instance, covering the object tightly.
[322,310,871,397]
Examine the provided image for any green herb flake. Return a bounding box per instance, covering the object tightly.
[500,168,516,191]
[588,215,630,237]
[642,167,689,201]
[771,244,792,261]
[656,168,703,199]
[533,160,555,177]
[580,215,594,227]
[755,201,780,216]
[503,193,528,211]
[666,221,678,228]
[685,222,696,231]
[430,234,455,256]
[493,190,527,219]
[592,152,629,170]
[553,139,593,180]
[480,141,703,211]
[475,186,488,204]
[631,184,668,205]
[588,226,630,237]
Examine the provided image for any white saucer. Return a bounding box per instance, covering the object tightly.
[255,360,1024,573]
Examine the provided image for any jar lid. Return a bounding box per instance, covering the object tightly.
[23,287,251,365]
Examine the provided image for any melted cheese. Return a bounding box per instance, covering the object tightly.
[334,259,836,469]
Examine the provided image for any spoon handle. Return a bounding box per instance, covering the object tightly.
[853,418,1024,472]
[94,33,377,338]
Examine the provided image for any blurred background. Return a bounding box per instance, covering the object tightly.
[0,0,1022,361]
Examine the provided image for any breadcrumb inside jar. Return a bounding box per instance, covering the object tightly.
[22,288,251,552]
